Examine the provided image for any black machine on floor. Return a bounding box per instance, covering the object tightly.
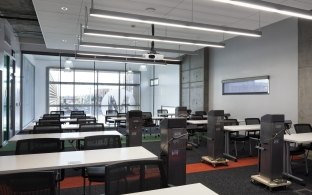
[201,110,228,167]
[126,110,143,147]
[251,114,291,189]
[160,118,187,186]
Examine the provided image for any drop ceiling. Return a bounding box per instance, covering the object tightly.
[32,0,312,58]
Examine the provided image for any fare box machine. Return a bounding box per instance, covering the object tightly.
[201,110,229,167]
[251,114,291,190]
[160,118,188,186]
[126,110,143,147]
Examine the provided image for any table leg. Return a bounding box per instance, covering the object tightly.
[223,131,237,162]
[282,141,305,185]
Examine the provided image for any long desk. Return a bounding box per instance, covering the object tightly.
[283,132,312,184]
[9,130,122,142]
[0,146,157,175]
[223,125,260,161]
[124,183,218,195]
[187,120,207,125]
[109,117,165,127]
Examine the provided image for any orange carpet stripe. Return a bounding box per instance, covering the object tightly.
[61,157,258,189]
[60,177,103,189]
[186,157,258,174]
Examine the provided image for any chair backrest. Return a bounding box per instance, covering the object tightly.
[105,160,167,195]
[245,118,260,125]
[106,110,118,116]
[70,114,86,119]
[157,109,168,117]
[0,171,56,195]
[79,123,104,132]
[84,135,121,150]
[50,111,64,116]
[38,119,61,126]
[189,115,203,120]
[33,125,62,134]
[77,117,96,124]
[15,138,62,155]
[71,110,85,115]
[142,112,154,126]
[223,119,239,126]
[43,114,60,120]
[194,111,207,116]
[294,124,312,134]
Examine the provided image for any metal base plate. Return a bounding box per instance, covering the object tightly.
[201,156,229,167]
[251,175,291,188]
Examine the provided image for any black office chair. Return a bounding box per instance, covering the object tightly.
[15,138,63,155]
[33,125,64,150]
[33,125,62,134]
[104,159,167,195]
[225,119,250,157]
[50,111,64,116]
[70,114,87,124]
[289,143,308,175]
[245,118,260,138]
[194,111,207,116]
[157,109,168,117]
[116,113,127,130]
[79,123,104,132]
[142,112,157,138]
[15,138,64,192]
[71,110,85,115]
[187,115,205,147]
[38,119,61,126]
[0,171,57,195]
[105,110,118,126]
[293,123,312,175]
[77,117,96,124]
[81,135,122,195]
[43,114,61,120]
[78,123,105,149]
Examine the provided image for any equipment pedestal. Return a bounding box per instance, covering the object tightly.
[251,175,291,191]
[201,156,228,168]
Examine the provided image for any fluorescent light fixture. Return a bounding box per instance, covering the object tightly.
[211,0,312,20]
[90,9,261,37]
[75,57,168,66]
[80,41,195,54]
[76,51,181,63]
[84,29,225,48]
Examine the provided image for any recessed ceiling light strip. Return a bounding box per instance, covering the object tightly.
[211,0,312,20]
[89,8,262,37]
[84,29,225,48]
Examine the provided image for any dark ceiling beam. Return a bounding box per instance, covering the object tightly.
[0,15,38,21]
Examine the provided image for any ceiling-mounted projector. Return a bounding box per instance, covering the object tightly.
[143,53,164,60]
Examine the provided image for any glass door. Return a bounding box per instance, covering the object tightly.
[2,54,15,143]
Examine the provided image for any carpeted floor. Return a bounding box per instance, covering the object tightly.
[56,140,312,195]
[2,133,312,195]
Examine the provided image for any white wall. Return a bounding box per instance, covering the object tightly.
[140,64,180,115]
[209,18,298,123]
[154,65,180,115]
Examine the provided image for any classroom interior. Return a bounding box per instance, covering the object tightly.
[0,0,312,194]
